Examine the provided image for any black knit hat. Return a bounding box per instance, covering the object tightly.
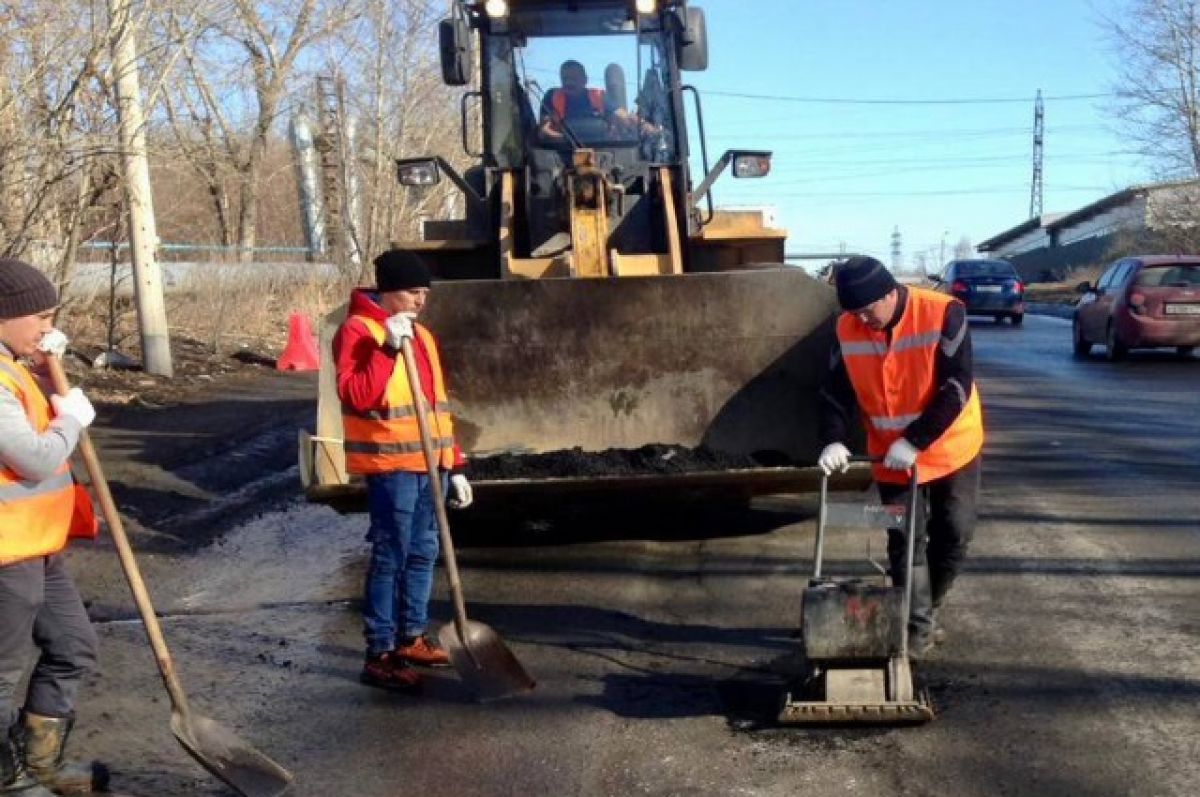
[835,256,898,311]
[374,250,432,293]
[0,258,58,319]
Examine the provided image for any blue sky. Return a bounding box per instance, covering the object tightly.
[677,0,1145,271]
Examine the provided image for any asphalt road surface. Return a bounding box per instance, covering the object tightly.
[73,313,1198,796]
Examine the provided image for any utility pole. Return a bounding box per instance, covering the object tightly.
[108,0,172,376]
[891,226,902,273]
[1030,89,1044,219]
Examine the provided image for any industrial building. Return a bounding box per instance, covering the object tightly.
[978,179,1200,282]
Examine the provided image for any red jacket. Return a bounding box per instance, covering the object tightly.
[332,288,465,468]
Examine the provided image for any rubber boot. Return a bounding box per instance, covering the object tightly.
[0,725,55,796]
[890,556,936,657]
[19,714,104,795]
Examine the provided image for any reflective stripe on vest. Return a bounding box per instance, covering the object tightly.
[341,319,457,475]
[837,288,984,484]
[551,88,606,121]
[0,356,74,563]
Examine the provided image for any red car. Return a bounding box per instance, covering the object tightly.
[1073,255,1200,360]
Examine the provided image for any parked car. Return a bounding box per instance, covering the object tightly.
[929,259,1025,324]
[1073,255,1200,360]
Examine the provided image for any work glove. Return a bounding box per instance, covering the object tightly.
[817,442,851,475]
[385,313,416,349]
[448,474,473,509]
[37,329,69,358]
[51,387,96,429]
[883,437,920,471]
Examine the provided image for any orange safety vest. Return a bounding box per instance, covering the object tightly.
[551,88,606,122]
[837,288,984,485]
[0,356,77,564]
[341,319,457,475]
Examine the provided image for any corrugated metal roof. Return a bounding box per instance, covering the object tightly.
[979,178,1200,252]
[977,213,1064,251]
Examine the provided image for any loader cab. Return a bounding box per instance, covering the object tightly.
[436,0,708,274]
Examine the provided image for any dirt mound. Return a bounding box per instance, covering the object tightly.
[469,444,793,480]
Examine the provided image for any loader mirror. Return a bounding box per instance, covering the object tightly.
[677,7,708,71]
[397,157,441,187]
[439,17,473,86]
[731,151,772,178]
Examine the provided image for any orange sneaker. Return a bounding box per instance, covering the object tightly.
[360,652,422,692]
[394,635,451,668]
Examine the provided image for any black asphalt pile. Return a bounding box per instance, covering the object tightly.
[470,444,791,480]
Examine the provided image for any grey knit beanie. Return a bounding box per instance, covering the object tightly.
[0,259,58,319]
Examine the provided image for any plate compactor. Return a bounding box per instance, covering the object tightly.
[778,460,935,725]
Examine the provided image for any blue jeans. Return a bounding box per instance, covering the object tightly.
[363,470,445,656]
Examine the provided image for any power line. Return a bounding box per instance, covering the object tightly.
[698,89,1109,106]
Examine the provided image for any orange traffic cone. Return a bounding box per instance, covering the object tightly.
[276,313,320,372]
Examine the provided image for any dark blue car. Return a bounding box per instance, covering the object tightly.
[930,259,1026,325]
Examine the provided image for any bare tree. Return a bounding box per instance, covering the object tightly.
[157,0,360,261]
[1105,0,1200,177]
[954,236,974,259]
[328,0,473,268]
[0,0,117,279]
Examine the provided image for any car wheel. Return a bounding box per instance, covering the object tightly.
[1010,313,1024,326]
[1072,317,1092,356]
[1105,322,1127,361]
[1177,346,1195,359]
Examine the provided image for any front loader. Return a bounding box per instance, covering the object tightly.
[300,0,844,506]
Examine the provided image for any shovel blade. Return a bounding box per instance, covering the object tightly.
[171,712,293,797]
[438,619,536,702]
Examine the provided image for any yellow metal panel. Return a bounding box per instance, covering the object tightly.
[657,167,684,274]
[695,209,788,241]
[505,256,573,279]
[611,252,673,276]
[567,173,609,277]
[499,171,516,278]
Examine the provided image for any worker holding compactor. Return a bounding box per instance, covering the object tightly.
[817,256,984,657]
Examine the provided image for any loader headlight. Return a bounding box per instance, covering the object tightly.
[484,0,508,17]
[731,151,772,178]
[396,157,441,187]
[634,0,657,14]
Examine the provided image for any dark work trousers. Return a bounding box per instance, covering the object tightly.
[0,554,97,732]
[878,454,982,636]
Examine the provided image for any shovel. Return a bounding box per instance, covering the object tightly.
[47,357,294,797]
[397,336,536,701]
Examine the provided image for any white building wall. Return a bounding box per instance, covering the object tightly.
[1055,198,1146,245]
[993,227,1053,257]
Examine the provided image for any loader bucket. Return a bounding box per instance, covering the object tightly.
[305,267,840,502]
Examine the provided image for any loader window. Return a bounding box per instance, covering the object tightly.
[508,33,678,161]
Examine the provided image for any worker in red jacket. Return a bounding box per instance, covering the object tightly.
[333,250,472,692]
[0,258,102,795]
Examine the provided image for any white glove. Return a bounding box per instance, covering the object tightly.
[51,387,95,429]
[385,313,416,349]
[37,329,69,358]
[883,437,920,471]
[817,442,851,475]
[449,474,473,509]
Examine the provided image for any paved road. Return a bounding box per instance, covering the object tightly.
[75,314,1198,796]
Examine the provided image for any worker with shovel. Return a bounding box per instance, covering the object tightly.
[333,250,474,692]
[0,259,102,795]
[817,256,984,657]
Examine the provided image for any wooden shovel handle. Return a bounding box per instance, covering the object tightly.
[47,356,191,713]
[396,337,472,643]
